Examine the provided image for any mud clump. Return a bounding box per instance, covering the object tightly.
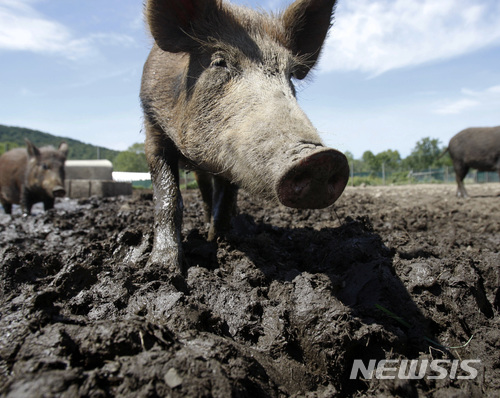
[0,184,499,397]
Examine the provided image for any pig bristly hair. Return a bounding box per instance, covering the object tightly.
[145,0,337,79]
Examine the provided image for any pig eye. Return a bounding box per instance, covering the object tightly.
[211,57,228,69]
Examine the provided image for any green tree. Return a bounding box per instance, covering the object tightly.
[344,150,354,164]
[362,150,379,171]
[345,151,368,174]
[376,149,401,171]
[359,149,402,173]
[403,137,445,171]
[0,142,19,156]
[113,143,149,172]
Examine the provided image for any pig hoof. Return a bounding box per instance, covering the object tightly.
[143,260,184,278]
[146,249,184,273]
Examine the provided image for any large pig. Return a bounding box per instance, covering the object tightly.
[446,126,500,198]
[0,140,68,215]
[141,0,349,270]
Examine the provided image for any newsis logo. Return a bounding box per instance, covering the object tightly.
[350,359,481,380]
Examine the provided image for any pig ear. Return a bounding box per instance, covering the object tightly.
[282,0,337,79]
[58,142,69,158]
[145,0,220,53]
[25,139,40,159]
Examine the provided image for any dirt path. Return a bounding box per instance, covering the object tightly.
[0,183,499,397]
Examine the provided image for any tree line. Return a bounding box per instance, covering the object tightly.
[113,137,454,175]
[0,125,119,161]
[345,137,452,175]
[1,124,453,176]
[0,124,146,171]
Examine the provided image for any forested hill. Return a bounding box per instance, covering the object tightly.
[0,124,119,160]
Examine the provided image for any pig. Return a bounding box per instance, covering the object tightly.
[141,0,349,271]
[0,140,68,215]
[445,126,500,198]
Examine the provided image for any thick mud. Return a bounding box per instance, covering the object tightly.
[0,183,499,397]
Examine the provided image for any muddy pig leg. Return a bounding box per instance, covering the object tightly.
[454,163,469,198]
[208,176,238,242]
[0,188,12,214]
[193,171,213,225]
[145,120,184,272]
[1,200,12,215]
[20,188,33,216]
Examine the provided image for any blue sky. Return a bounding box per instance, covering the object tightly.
[1,0,499,159]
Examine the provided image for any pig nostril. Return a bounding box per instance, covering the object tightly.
[292,173,311,194]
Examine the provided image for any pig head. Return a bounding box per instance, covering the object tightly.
[141,0,349,271]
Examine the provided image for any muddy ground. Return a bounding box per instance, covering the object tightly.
[0,183,499,397]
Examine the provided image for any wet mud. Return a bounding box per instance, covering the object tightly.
[0,183,499,397]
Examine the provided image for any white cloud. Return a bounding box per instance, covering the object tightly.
[321,0,500,75]
[87,33,137,48]
[0,0,135,60]
[433,84,500,115]
[462,85,500,97]
[433,99,480,115]
[0,0,92,59]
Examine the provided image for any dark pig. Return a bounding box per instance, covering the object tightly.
[445,126,500,198]
[0,140,68,215]
[141,0,349,270]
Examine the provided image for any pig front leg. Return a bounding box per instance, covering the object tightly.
[1,200,12,215]
[145,121,184,272]
[20,188,33,216]
[43,197,55,211]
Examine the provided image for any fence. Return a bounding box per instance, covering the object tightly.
[350,166,499,186]
[114,167,498,189]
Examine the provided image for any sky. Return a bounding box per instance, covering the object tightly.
[1,0,499,159]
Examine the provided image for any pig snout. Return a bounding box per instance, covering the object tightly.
[277,148,349,209]
[52,186,66,198]
[43,177,66,198]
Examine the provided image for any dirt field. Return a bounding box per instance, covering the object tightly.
[0,183,499,397]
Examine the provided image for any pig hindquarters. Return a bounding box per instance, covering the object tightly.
[447,126,500,198]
